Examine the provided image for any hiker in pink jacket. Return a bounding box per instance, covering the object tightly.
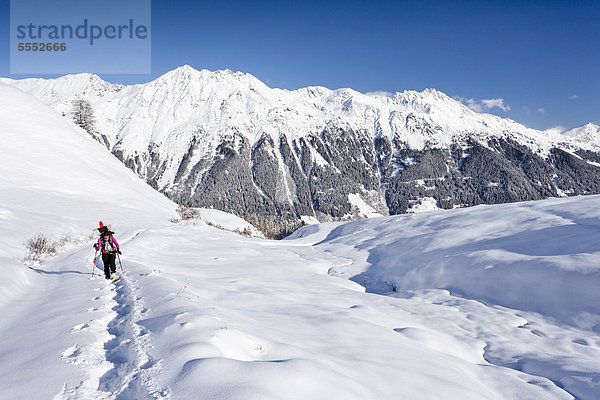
[93,227,121,279]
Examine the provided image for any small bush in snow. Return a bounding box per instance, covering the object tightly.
[58,233,76,244]
[25,234,60,262]
[204,220,225,230]
[25,232,94,264]
[176,205,201,221]
[234,227,254,237]
[174,278,200,302]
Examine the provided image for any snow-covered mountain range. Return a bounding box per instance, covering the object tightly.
[3,66,599,234]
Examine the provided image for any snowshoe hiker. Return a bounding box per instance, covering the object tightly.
[93,226,121,279]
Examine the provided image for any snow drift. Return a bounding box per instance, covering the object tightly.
[307,196,600,329]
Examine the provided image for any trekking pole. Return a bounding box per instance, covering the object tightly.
[92,249,98,277]
[117,252,124,272]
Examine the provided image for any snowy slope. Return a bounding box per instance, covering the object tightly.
[0,82,177,253]
[307,196,600,326]
[1,83,599,400]
[293,196,600,399]
[0,82,176,398]
[564,123,600,148]
[0,82,177,300]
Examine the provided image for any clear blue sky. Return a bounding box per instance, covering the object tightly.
[1,0,598,130]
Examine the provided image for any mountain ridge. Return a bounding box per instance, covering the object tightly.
[3,66,600,234]
[3,66,597,150]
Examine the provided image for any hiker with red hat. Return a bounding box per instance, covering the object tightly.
[93,223,121,280]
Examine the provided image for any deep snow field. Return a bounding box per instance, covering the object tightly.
[1,82,599,400]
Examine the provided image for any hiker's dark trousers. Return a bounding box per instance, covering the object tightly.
[102,253,116,278]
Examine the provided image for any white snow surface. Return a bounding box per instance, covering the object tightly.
[177,207,264,238]
[563,123,600,146]
[2,66,599,192]
[1,83,600,399]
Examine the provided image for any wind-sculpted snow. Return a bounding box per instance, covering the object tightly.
[310,196,600,327]
[303,195,600,398]
[3,67,600,233]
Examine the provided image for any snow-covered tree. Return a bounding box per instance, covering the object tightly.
[71,98,97,137]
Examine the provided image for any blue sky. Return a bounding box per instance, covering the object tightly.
[1,0,598,130]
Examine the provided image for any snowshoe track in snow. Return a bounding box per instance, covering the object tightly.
[56,271,170,399]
